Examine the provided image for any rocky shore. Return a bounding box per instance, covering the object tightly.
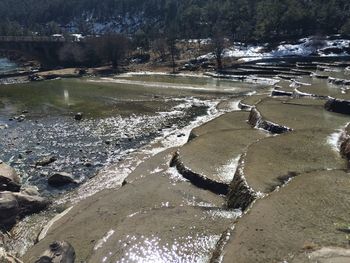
[1,58,350,262]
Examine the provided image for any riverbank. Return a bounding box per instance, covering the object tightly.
[23,67,350,262]
[1,56,350,262]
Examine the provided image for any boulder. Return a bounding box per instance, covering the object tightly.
[0,191,49,229]
[48,173,78,187]
[13,192,50,217]
[34,241,75,263]
[0,163,21,192]
[0,192,18,228]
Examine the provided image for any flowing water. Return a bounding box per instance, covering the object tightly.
[0,58,17,74]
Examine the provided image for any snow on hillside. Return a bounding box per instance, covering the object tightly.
[198,36,350,62]
[65,13,146,34]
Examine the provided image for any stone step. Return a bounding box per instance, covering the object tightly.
[24,148,238,262]
[222,170,350,263]
[172,129,266,195]
[227,129,347,210]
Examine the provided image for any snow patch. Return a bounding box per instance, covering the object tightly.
[198,36,350,62]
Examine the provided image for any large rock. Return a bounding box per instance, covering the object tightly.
[0,192,19,228]
[0,163,21,192]
[0,191,49,229]
[34,241,75,263]
[221,170,350,263]
[13,192,50,217]
[48,173,78,187]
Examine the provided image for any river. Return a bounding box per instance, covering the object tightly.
[0,58,17,74]
[0,73,269,256]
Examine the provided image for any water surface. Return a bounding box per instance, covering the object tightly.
[0,58,17,74]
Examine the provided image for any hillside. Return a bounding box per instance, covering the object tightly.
[0,0,350,42]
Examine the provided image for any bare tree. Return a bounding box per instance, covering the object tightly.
[167,37,179,73]
[151,38,167,61]
[88,34,129,69]
[210,26,226,71]
[58,43,86,66]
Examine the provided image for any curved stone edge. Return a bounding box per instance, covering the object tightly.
[210,225,235,263]
[293,88,331,99]
[328,77,350,86]
[170,152,229,195]
[325,98,350,115]
[226,154,259,211]
[271,89,292,97]
[340,124,350,166]
[187,131,198,142]
[248,107,292,134]
[238,101,252,111]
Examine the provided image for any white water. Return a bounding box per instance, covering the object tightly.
[57,97,223,204]
[0,58,17,74]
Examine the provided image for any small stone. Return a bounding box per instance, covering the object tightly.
[84,162,92,167]
[17,115,26,122]
[40,172,49,177]
[74,113,83,121]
